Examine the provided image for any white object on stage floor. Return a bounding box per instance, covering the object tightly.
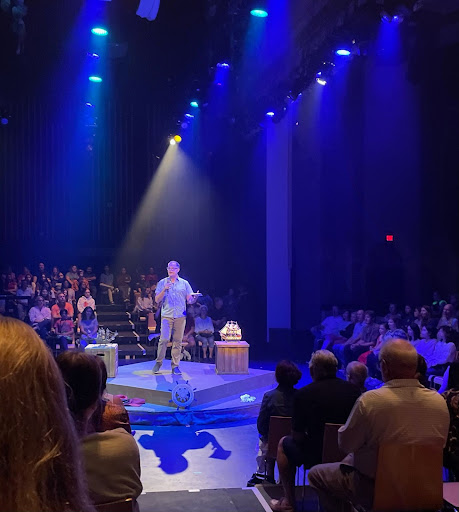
[85,343,119,378]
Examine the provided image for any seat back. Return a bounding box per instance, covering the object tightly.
[373,444,443,511]
[321,423,345,464]
[267,416,292,459]
[94,498,134,512]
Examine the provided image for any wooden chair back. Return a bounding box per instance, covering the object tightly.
[94,498,134,512]
[321,423,345,464]
[373,444,443,511]
[267,416,292,459]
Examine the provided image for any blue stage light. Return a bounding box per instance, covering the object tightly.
[85,102,94,107]
[190,101,199,108]
[1,117,8,125]
[316,77,327,86]
[91,27,108,36]
[87,52,100,59]
[185,113,194,119]
[89,76,103,83]
[250,9,268,17]
[266,111,275,117]
[335,49,351,56]
[217,62,230,68]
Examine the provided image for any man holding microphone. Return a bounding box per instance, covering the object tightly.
[152,261,199,375]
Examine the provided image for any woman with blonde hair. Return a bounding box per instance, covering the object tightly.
[0,317,94,512]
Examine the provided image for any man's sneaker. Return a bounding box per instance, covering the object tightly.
[246,474,263,487]
[152,362,162,374]
[172,367,182,375]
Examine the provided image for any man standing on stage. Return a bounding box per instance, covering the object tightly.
[152,261,198,375]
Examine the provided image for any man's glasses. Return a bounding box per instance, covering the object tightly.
[167,267,179,270]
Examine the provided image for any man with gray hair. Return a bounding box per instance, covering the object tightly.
[270,350,360,512]
[152,261,199,375]
[308,339,450,512]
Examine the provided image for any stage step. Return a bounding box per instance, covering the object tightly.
[97,311,131,322]
[96,304,127,313]
[98,320,135,332]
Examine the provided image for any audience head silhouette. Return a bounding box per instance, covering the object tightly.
[0,317,94,512]
[346,361,368,392]
[275,359,302,387]
[309,350,338,381]
[379,338,418,382]
[56,351,102,436]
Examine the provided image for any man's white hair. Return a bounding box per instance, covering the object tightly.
[310,350,338,379]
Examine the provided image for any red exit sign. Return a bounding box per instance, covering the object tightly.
[386,234,394,242]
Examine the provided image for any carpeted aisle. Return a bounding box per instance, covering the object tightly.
[137,487,271,512]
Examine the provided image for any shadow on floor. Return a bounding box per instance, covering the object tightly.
[138,427,232,474]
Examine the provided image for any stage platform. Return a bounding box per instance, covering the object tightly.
[106,360,276,426]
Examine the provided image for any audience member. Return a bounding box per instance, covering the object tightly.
[66,265,79,288]
[146,266,158,288]
[425,326,457,374]
[311,305,346,350]
[407,322,421,347]
[437,303,458,331]
[16,279,33,321]
[56,351,142,506]
[0,317,94,512]
[53,308,74,351]
[441,362,459,479]
[415,354,428,387]
[401,304,414,328]
[247,360,302,487]
[76,269,89,300]
[133,287,154,316]
[183,305,196,359]
[384,303,401,323]
[28,296,52,339]
[79,306,98,347]
[358,323,387,365]
[90,356,132,434]
[100,265,115,304]
[346,361,368,394]
[416,305,437,329]
[340,311,357,340]
[432,290,444,318]
[78,288,96,315]
[308,339,450,512]
[366,328,409,379]
[211,296,228,339]
[84,266,97,297]
[117,267,132,303]
[63,279,76,303]
[194,305,215,360]
[337,310,379,366]
[51,292,75,324]
[270,351,360,512]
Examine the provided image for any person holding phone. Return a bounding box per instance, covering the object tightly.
[152,261,199,375]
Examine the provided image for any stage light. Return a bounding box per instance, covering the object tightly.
[250,9,268,17]
[87,52,100,59]
[190,101,199,108]
[1,117,8,125]
[89,76,103,82]
[217,62,230,68]
[381,11,392,23]
[392,14,404,23]
[173,135,182,143]
[335,49,351,56]
[169,139,176,146]
[85,102,94,107]
[316,77,327,86]
[185,113,194,119]
[91,27,108,36]
[265,111,275,117]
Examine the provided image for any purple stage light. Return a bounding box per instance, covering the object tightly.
[217,62,230,68]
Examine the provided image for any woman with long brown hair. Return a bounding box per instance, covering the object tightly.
[0,317,94,512]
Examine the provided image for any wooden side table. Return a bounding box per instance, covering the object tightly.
[215,341,250,374]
